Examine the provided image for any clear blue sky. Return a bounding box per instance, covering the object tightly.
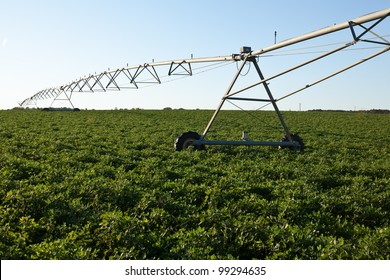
[1,0,389,110]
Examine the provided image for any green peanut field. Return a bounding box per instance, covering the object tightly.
[0,109,389,259]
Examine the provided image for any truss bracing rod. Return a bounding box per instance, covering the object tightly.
[251,8,390,57]
[226,43,353,99]
[168,61,192,76]
[277,46,390,102]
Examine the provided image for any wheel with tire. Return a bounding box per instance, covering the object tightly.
[279,134,304,151]
[174,131,205,151]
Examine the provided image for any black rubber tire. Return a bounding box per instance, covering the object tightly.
[174,131,205,151]
[279,134,304,151]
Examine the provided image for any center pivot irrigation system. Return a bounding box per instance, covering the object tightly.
[20,8,390,151]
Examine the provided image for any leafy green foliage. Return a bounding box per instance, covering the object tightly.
[0,109,389,259]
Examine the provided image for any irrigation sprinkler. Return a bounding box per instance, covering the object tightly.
[20,8,390,151]
[174,8,390,151]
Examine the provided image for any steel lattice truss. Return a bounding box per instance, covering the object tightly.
[20,8,390,150]
[20,8,390,110]
[19,57,237,107]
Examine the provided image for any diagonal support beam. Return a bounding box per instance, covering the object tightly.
[106,70,122,90]
[349,15,390,46]
[131,64,161,84]
[276,46,390,103]
[89,73,107,92]
[168,61,192,76]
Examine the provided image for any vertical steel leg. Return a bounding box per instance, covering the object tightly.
[251,59,293,142]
